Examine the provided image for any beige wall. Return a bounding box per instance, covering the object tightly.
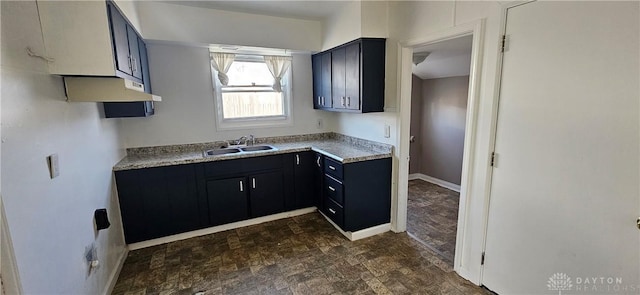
[419,76,469,185]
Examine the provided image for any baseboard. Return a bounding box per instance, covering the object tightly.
[128,207,317,250]
[319,211,391,241]
[408,173,461,192]
[102,248,128,295]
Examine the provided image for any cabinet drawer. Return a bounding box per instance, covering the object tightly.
[324,197,344,228]
[204,155,282,178]
[324,175,343,205]
[323,157,343,179]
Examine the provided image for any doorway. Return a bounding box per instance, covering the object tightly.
[395,19,484,277]
[406,36,473,265]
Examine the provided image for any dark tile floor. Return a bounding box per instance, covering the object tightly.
[406,180,459,265]
[113,212,489,295]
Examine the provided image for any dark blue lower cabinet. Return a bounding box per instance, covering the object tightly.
[249,171,285,218]
[207,177,249,226]
[320,157,392,232]
[115,153,391,244]
[205,156,285,226]
[115,164,201,244]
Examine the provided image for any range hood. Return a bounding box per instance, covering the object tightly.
[63,77,162,102]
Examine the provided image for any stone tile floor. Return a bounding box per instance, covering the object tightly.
[113,212,490,295]
[406,180,459,265]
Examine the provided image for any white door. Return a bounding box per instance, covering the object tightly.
[482,1,639,294]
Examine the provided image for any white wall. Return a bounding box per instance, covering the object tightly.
[135,1,321,52]
[118,43,332,148]
[1,1,127,294]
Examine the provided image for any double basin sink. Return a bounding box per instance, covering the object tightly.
[203,145,277,157]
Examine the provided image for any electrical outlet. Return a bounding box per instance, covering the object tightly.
[316,118,323,129]
[47,154,59,178]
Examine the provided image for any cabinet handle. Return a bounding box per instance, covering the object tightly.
[239,180,244,192]
[127,55,132,70]
[318,96,321,105]
[341,97,346,107]
[347,97,350,106]
[328,208,336,214]
[329,165,336,170]
[328,186,335,192]
[131,57,137,73]
[252,178,256,189]
[316,156,321,167]
[322,96,325,106]
[296,154,300,165]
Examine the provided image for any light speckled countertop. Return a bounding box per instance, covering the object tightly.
[113,133,393,171]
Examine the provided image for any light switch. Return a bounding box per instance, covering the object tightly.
[384,124,391,138]
[47,154,59,178]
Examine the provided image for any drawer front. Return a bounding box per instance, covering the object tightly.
[324,175,344,205]
[324,197,344,228]
[204,155,282,178]
[323,157,343,179]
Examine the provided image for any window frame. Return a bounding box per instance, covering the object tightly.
[211,53,293,131]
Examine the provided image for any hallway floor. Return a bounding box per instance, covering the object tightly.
[407,179,459,265]
[113,212,489,295]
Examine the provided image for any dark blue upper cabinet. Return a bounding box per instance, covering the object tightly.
[104,1,154,118]
[312,38,386,113]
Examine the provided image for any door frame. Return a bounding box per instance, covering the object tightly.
[395,19,485,274]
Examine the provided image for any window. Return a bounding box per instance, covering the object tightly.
[211,53,292,130]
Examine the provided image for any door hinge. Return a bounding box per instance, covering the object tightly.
[501,35,509,52]
[481,252,486,265]
[490,152,497,167]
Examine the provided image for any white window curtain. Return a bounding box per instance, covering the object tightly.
[264,56,292,92]
[210,53,236,86]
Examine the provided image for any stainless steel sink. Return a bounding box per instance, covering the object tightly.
[240,145,277,152]
[203,148,241,157]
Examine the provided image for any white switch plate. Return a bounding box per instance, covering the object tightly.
[317,118,323,129]
[384,124,391,138]
[47,154,59,178]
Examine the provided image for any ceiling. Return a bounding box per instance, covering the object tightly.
[412,35,473,80]
[161,1,347,20]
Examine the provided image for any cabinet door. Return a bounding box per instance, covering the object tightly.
[312,54,323,109]
[321,52,332,108]
[314,153,325,213]
[127,26,143,80]
[207,177,249,225]
[249,171,285,217]
[115,165,200,244]
[345,43,361,110]
[138,37,151,92]
[293,152,316,209]
[108,4,131,76]
[331,48,346,108]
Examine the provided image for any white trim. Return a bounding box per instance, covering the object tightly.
[211,56,294,131]
[396,19,485,283]
[318,211,391,241]
[128,207,316,250]
[1,197,23,295]
[408,173,461,193]
[102,249,128,295]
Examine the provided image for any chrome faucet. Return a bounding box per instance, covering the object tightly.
[233,136,247,145]
[232,135,255,146]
